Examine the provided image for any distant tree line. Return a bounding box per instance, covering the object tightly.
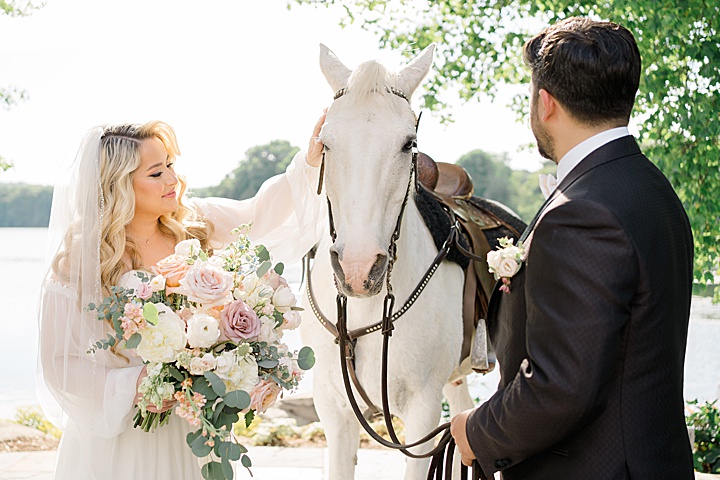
[0,140,546,227]
[0,183,52,227]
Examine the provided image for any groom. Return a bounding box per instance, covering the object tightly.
[450,17,695,479]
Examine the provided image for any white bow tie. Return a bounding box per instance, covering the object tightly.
[538,173,557,199]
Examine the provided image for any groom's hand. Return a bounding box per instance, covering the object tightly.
[451,408,477,467]
[306,109,327,168]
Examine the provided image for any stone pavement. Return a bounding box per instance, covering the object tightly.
[0,447,407,480]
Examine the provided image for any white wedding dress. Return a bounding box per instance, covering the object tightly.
[38,153,325,480]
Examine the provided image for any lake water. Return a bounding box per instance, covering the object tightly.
[0,228,718,420]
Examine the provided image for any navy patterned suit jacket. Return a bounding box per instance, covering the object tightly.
[467,136,695,479]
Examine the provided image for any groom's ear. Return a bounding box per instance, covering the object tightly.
[538,88,557,122]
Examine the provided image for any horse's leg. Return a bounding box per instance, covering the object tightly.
[398,387,445,480]
[313,384,360,480]
[442,377,476,480]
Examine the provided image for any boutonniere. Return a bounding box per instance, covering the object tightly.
[487,237,526,294]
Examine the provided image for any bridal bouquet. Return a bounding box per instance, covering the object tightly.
[88,225,315,480]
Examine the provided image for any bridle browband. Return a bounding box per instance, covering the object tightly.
[306,85,483,480]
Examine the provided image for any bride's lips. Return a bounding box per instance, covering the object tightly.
[163,190,177,198]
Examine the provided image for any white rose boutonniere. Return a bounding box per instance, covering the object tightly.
[487,237,526,294]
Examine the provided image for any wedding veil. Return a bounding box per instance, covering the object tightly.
[38,126,137,437]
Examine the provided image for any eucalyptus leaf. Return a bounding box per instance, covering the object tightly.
[168,365,185,382]
[258,358,279,369]
[274,262,284,275]
[125,332,141,349]
[190,433,213,457]
[256,245,270,262]
[143,303,159,326]
[297,346,316,370]
[256,261,271,278]
[193,376,218,401]
[221,458,234,480]
[224,390,250,410]
[201,461,225,480]
[241,454,252,468]
[204,371,227,397]
[216,441,242,462]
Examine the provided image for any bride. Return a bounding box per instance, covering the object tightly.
[38,116,326,479]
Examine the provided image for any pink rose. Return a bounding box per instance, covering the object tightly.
[152,254,190,290]
[219,300,261,342]
[249,379,282,414]
[178,261,234,307]
[135,282,153,300]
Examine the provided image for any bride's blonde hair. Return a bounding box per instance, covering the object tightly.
[52,121,213,298]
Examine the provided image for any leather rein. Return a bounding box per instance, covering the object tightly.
[306,86,483,480]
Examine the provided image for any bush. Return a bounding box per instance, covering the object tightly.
[13,406,62,439]
[686,399,720,473]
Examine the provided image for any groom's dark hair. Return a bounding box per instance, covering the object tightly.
[523,17,641,126]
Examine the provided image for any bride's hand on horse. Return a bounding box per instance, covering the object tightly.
[134,366,177,414]
[450,408,478,467]
[306,109,327,168]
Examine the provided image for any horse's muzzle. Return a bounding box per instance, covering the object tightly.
[330,248,388,298]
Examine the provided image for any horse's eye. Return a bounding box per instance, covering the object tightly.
[402,140,415,153]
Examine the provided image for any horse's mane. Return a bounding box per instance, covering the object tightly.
[345,60,403,109]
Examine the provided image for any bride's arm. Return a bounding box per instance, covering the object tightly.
[38,282,143,438]
[191,115,328,264]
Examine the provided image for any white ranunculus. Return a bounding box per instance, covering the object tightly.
[486,250,502,272]
[497,257,521,278]
[214,352,233,375]
[186,313,220,349]
[258,315,281,344]
[135,304,186,364]
[149,274,166,292]
[189,353,217,375]
[272,284,296,313]
[175,239,202,258]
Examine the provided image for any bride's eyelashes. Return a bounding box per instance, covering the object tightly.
[149,162,175,178]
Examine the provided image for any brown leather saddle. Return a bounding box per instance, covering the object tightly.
[417,152,518,377]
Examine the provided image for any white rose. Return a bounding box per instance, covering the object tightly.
[272,284,296,313]
[149,274,166,292]
[175,239,202,258]
[281,310,302,330]
[497,257,521,278]
[186,313,220,349]
[486,250,502,272]
[258,315,281,344]
[501,245,521,260]
[189,353,217,375]
[135,304,186,364]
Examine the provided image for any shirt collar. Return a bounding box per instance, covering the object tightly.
[556,127,630,184]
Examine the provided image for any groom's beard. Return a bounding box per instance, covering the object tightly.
[530,99,556,162]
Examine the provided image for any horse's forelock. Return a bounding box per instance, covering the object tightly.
[345,60,402,108]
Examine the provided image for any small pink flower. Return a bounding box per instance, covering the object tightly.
[499,278,511,294]
[124,301,143,321]
[263,270,287,290]
[120,316,138,339]
[135,283,153,300]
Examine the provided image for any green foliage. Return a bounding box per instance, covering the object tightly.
[193,140,300,200]
[1,0,41,16]
[294,0,720,296]
[0,183,52,226]
[687,399,720,473]
[12,406,62,439]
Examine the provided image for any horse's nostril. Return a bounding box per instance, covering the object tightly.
[368,254,388,282]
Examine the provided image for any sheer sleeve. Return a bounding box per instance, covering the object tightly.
[38,279,143,438]
[191,150,327,264]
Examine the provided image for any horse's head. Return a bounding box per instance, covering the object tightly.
[318,44,435,298]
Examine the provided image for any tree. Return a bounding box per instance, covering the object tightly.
[293,0,720,295]
[1,0,39,171]
[456,149,513,207]
[192,140,300,200]
[0,183,52,227]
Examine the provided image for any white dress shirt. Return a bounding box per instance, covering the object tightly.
[539,126,631,199]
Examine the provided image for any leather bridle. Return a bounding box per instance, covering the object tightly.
[306,86,483,480]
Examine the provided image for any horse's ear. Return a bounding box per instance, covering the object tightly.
[319,44,352,93]
[396,43,436,97]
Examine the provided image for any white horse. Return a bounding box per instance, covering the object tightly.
[299,44,476,480]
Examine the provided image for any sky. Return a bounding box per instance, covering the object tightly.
[0,0,540,189]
